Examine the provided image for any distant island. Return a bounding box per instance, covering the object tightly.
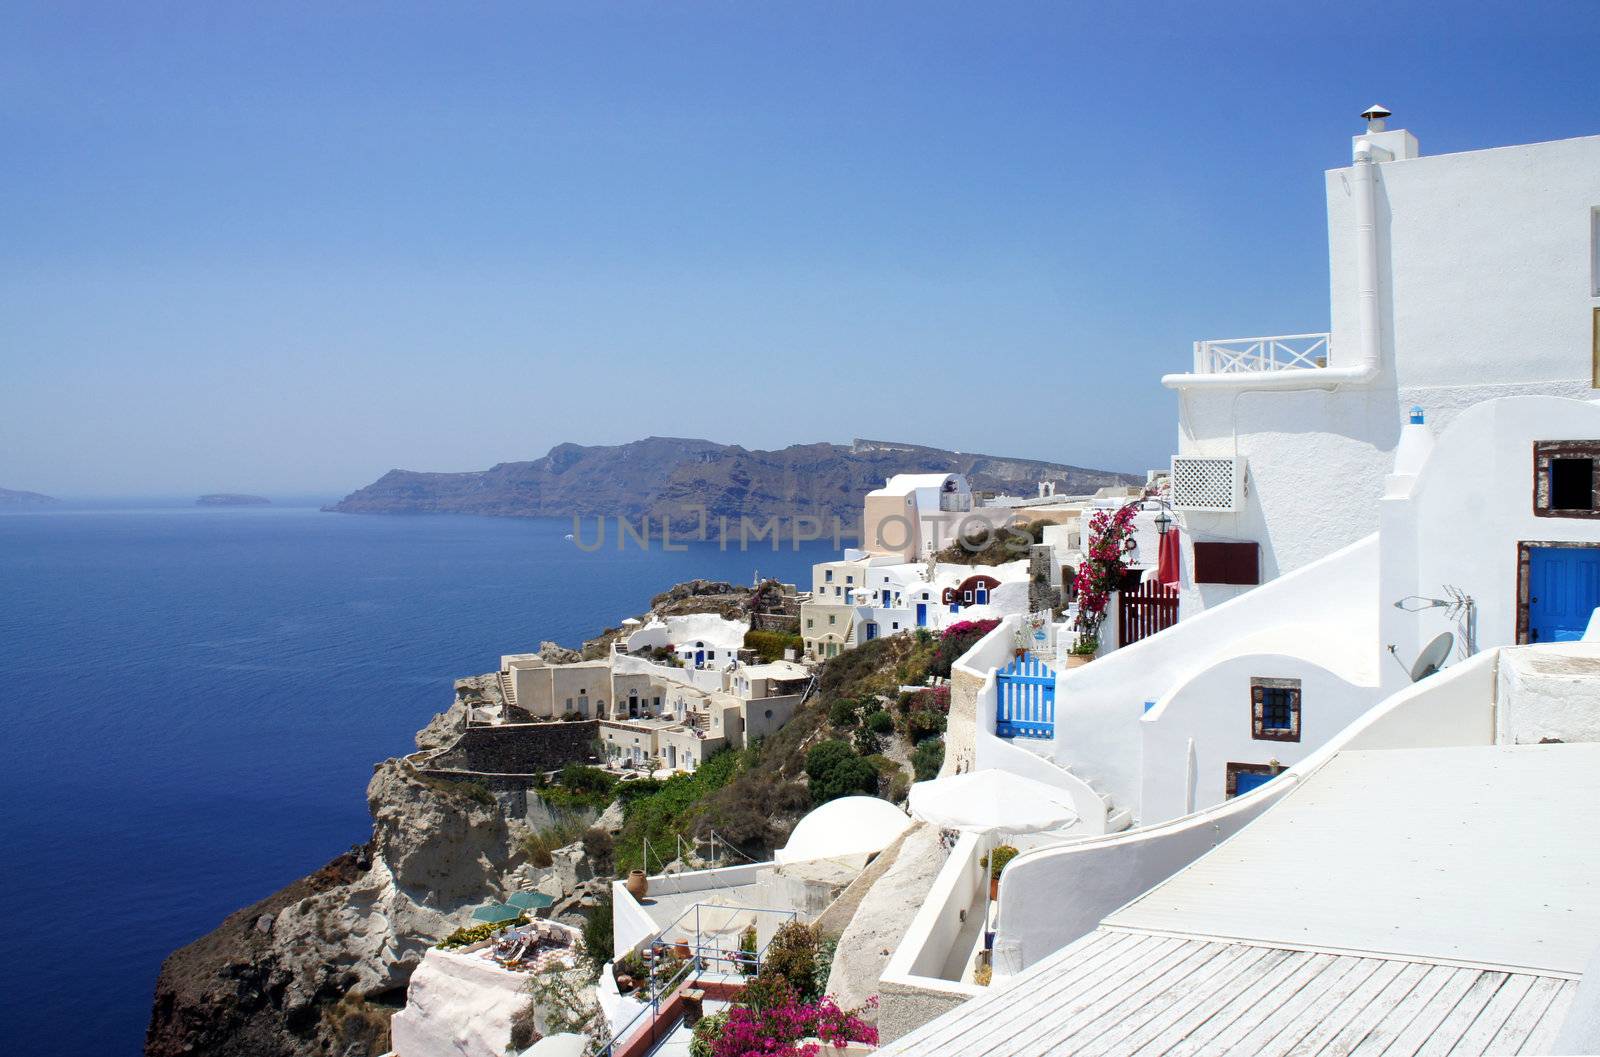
[196,494,271,507]
[0,487,59,506]
[327,436,1141,526]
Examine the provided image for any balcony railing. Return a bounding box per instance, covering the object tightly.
[939,492,973,513]
[1194,333,1330,374]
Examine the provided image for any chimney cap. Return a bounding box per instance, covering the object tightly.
[1361,104,1392,120]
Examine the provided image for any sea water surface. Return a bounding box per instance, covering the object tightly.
[0,502,831,1055]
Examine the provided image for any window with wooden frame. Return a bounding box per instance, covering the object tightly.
[1225,761,1279,798]
[1533,441,1600,518]
[1250,677,1301,742]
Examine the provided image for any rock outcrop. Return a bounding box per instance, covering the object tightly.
[147,748,564,1057]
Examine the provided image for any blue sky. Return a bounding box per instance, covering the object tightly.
[2,1,1596,496]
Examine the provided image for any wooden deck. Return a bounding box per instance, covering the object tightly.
[878,931,1575,1056]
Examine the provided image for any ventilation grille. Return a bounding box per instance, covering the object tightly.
[1171,457,1245,512]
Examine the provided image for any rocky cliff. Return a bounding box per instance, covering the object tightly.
[146,699,560,1057]
[326,437,1139,526]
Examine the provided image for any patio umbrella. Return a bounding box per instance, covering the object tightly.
[908,769,1080,835]
[469,901,521,924]
[506,891,554,912]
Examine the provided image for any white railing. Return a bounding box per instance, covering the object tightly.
[1193,332,1330,374]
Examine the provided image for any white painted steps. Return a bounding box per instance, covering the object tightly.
[1001,735,1134,834]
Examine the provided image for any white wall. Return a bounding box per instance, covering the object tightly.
[880,830,989,985]
[1174,132,1600,595]
[1379,396,1600,697]
[1046,535,1379,818]
[993,647,1500,973]
[1139,646,1381,821]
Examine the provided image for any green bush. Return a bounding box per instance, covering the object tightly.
[437,916,527,949]
[561,764,618,796]
[805,740,880,805]
[865,708,895,735]
[520,817,587,868]
[760,921,823,1001]
[911,738,945,781]
[584,893,614,972]
[852,726,881,756]
[690,1010,730,1057]
[983,844,1020,879]
[745,629,804,664]
[906,708,948,741]
[828,698,861,728]
[614,748,744,874]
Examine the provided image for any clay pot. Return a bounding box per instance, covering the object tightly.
[673,936,691,959]
[616,974,636,993]
[626,869,649,901]
[1066,654,1093,670]
[990,877,1000,901]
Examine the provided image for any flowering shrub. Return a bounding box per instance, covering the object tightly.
[931,618,1000,678]
[906,685,951,713]
[1073,504,1138,644]
[708,984,878,1057]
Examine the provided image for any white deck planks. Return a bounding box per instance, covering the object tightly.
[875,936,1574,1057]
[879,744,1593,1057]
[1105,745,1600,976]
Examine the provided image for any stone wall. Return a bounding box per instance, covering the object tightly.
[421,721,599,777]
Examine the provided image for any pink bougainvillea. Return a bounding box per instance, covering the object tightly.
[709,988,878,1057]
[1073,503,1140,644]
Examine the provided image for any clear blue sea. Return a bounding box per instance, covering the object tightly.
[0,502,832,1055]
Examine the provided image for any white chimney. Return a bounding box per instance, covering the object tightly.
[1353,103,1419,162]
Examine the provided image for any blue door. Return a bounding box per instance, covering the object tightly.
[1234,771,1275,796]
[996,656,1055,739]
[916,603,927,627]
[694,650,705,666]
[864,623,878,641]
[975,587,989,605]
[1526,545,1600,643]
[883,589,892,606]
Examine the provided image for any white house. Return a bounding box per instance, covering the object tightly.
[882,642,1600,1054]
[872,114,1600,1035]
[1162,110,1600,614]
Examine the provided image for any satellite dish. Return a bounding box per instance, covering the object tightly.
[1410,632,1454,682]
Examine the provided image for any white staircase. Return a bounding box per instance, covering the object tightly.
[497,670,517,709]
[1006,737,1133,834]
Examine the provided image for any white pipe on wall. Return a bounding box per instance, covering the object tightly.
[1351,140,1383,373]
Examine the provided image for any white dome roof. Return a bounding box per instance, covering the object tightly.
[775,796,913,867]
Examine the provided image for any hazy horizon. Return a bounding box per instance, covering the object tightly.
[4,1,1596,496]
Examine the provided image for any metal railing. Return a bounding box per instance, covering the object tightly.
[599,903,799,1056]
[1193,333,1330,374]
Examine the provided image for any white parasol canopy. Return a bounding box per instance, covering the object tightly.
[908,769,1081,835]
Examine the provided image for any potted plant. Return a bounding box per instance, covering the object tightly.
[1067,637,1099,669]
[981,844,1019,900]
[1011,625,1029,660]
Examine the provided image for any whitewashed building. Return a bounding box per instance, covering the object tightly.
[874,113,1600,1037]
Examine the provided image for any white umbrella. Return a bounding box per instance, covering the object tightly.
[908,769,1081,835]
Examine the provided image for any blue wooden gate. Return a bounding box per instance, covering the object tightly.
[996,656,1055,739]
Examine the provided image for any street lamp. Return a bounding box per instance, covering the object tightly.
[1155,511,1174,537]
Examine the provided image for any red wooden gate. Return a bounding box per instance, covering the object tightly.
[1119,581,1179,647]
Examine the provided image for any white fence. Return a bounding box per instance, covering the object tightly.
[1194,332,1330,374]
